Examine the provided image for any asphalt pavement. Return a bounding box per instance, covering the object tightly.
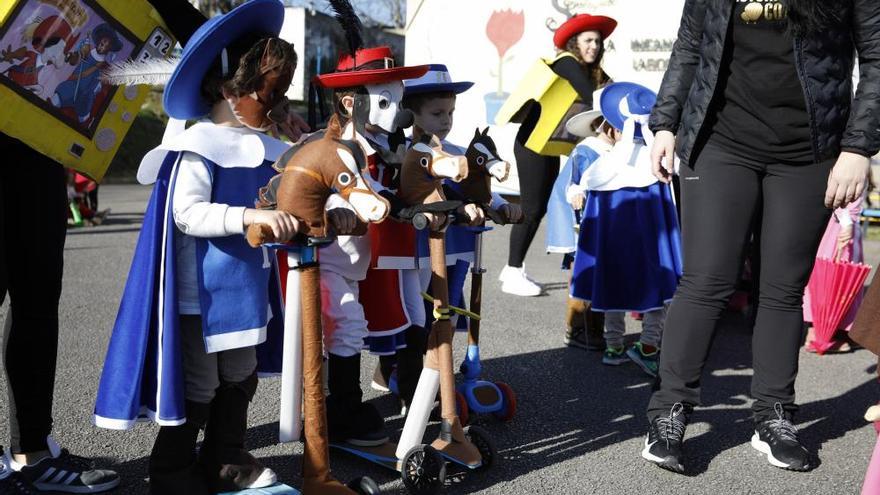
[0,184,875,494]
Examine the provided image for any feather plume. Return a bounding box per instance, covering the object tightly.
[327,0,363,57]
[101,56,180,87]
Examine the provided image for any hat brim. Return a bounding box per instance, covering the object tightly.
[316,65,430,89]
[164,0,285,119]
[599,82,656,131]
[404,81,474,96]
[553,15,617,49]
[565,110,604,137]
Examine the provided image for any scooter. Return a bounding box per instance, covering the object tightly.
[454,224,517,426]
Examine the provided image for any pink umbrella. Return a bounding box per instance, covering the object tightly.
[807,257,872,354]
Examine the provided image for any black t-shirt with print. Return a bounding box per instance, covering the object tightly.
[705,0,813,163]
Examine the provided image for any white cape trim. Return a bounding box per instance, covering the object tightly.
[138,119,290,185]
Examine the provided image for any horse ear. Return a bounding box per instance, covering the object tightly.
[473,128,481,139]
[482,127,489,136]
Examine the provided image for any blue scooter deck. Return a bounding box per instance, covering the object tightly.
[330,441,401,472]
[218,483,300,494]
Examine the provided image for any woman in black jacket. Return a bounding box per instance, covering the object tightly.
[642,0,880,474]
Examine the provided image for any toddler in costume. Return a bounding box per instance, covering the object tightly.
[368,66,521,408]
[567,82,682,377]
[94,2,306,493]
[803,194,866,352]
[307,42,431,444]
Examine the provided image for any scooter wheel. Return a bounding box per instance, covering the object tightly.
[347,475,382,494]
[455,391,470,426]
[401,445,446,495]
[464,425,497,471]
[492,381,517,422]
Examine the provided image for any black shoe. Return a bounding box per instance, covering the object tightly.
[642,403,688,474]
[327,353,389,447]
[563,326,589,350]
[751,403,812,471]
[13,439,120,494]
[0,450,36,495]
[150,401,211,495]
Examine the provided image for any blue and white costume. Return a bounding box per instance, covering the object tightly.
[569,108,683,312]
[94,122,288,428]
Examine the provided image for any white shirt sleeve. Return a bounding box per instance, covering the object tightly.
[172,151,247,238]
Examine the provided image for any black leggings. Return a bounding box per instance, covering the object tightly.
[508,140,559,267]
[647,141,832,422]
[0,135,67,453]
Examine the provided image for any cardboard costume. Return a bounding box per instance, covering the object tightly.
[0,0,177,180]
[494,13,616,156]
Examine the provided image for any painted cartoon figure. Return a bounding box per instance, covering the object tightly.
[50,23,121,124]
[0,15,78,93]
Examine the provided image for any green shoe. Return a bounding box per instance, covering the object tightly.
[627,342,659,377]
[602,345,628,365]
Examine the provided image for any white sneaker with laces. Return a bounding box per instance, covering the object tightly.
[499,265,542,296]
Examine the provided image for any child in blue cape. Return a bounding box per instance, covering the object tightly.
[568,82,682,377]
[94,2,304,493]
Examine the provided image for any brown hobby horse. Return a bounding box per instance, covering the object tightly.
[247,115,389,495]
[397,131,485,466]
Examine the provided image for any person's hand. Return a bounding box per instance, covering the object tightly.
[836,224,854,256]
[456,203,485,226]
[327,207,357,234]
[651,130,676,183]
[499,203,523,224]
[423,212,447,231]
[570,193,585,211]
[272,110,310,142]
[243,209,300,242]
[826,152,870,209]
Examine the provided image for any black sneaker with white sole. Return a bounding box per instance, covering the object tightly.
[14,448,120,494]
[751,403,812,471]
[642,403,688,474]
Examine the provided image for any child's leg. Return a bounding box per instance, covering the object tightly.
[604,312,626,349]
[321,271,387,446]
[149,315,212,495]
[602,312,629,365]
[640,307,667,350]
[397,269,427,410]
[202,347,274,491]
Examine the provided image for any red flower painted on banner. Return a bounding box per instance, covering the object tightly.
[486,9,525,58]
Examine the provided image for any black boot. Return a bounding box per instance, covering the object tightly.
[326,353,388,446]
[200,373,275,492]
[149,400,211,495]
[396,325,426,412]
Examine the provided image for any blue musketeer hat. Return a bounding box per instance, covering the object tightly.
[403,64,474,96]
[164,0,285,119]
[599,82,657,132]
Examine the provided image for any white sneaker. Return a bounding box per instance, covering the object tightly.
[499,265,542,296]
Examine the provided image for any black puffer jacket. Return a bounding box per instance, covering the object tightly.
[649,0,880,165]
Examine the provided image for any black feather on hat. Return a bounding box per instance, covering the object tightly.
[327,0,363,57]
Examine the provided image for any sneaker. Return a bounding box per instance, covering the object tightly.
[499,265,541,297]
[627,342,659,377]
[12,438,120,493]
[751,403,812,471]
[0,451,36,494]
[602,345,628,365]
[642,403,688,474]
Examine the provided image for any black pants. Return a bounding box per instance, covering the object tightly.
[0,135,67,453]
[647,142,832,422]
[507,140,559,267]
